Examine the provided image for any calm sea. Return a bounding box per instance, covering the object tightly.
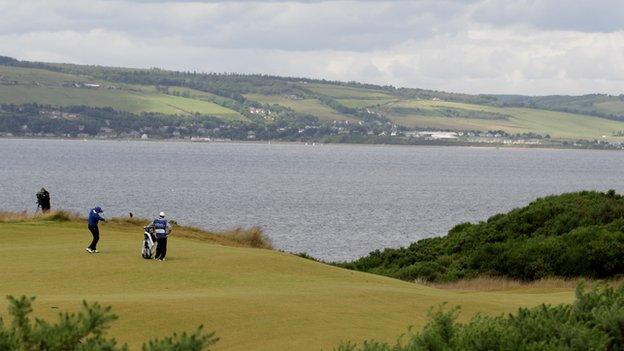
[2,139,623,261]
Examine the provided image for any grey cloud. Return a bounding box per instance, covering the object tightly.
[0,0,467,51]
[0,0,623,95]
[471,0,624,32]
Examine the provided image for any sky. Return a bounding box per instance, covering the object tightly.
[0,0,623,95]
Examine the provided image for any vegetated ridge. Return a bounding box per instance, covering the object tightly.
[2,55,624,147]
[338,190,624,282]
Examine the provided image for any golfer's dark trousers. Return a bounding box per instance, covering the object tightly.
[155,237,167,259]
[88,225,99,250]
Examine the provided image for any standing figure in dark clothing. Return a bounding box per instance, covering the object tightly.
[36,188,51,212]
[149,212,172,261]
[86,206,105,253]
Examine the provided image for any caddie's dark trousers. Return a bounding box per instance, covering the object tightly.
[155,237,168,260]
[88,225,99,250]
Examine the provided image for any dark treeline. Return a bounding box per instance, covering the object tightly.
[338,191,624,282]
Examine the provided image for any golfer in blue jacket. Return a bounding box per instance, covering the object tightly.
[151,212,172,261]
[86,206,105,253]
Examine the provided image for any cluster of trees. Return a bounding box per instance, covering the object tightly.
[0,103,400,141]
[0,104,226,138]
[0,295,218,350]
[338,283,624,351]
[339,190,624,282]
[321,134,468,146]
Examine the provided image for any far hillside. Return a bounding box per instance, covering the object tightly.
[0,65,244,120]
[339,190,624,282]
[1,55,624,146]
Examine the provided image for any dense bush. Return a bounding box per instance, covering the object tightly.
[336,283,624,351]
[339,191,624,282]
[0,296,218,350]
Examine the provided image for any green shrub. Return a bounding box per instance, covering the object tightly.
[0,295,218,350]
[335,283,624,351]
[337,191,624,282]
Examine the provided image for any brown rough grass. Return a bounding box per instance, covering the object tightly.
[0,210,272,249]
[429,276,624,291]
[220,226,273,249]
[0,210,81,223]
[108,217,272,249]
[172,225,272,249]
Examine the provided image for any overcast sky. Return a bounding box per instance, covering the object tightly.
[1,0,623,95]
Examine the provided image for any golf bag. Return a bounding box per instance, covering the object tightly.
[142,226,157,259]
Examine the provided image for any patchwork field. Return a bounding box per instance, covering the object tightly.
[2,61,624,141]
[245,93,354,121]
[0,66,243,120]
[0,217,575,350]
[382,99,624,140]
[302,83,393,99]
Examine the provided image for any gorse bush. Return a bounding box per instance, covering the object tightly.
[0,296,218,350]
[225,226,273,249]
[335,283,624,351]
[338,191,624,282]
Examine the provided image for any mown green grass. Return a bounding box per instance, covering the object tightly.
[384,99,624,140]
[245,93,354,121]
[0,219,575,350]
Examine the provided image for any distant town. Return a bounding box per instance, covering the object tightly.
[2,105,622,150]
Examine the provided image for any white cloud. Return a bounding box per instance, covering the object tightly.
[0,0,622,95]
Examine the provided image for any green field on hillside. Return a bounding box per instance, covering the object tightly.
[595,100,624,115]
[0,217,575,350]
[383,99,624,140]
[337,98,397,109]
[0,66,243,120]
[303,83,393,99]
[0,65,92,85]
[245,93,354,121]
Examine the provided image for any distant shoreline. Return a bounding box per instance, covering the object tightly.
[1,135,622,152]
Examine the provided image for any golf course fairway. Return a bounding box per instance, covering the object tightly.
[0,217,576,350]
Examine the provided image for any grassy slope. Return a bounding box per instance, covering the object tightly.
[385,100,624,140]
[0,66,243,120]
[337,98,397,109]
[303,83,392,99]
[300,83,624,140]
[595,100,624,115]
[303,83,398,109]
[245,93,354,121]
[0,219,574,350]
